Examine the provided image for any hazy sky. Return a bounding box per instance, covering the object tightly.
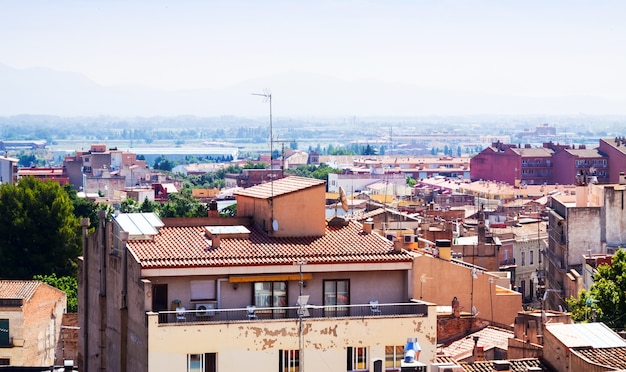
[2,0,626,101]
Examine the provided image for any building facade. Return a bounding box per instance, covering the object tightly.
[78,177,436,372]
[0,280,67,367]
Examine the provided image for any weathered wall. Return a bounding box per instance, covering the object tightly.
[147,310,437,372]
[413,255,522,327]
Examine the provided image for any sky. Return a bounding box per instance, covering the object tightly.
[2,1,626,105]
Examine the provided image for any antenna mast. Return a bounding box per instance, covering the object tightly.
[253,90,276,232]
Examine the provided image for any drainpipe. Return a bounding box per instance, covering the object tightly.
[80,217,90,372]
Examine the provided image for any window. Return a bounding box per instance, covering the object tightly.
[347,346,368,371]
[0,358,9,366]
[0,319,9,347]
[279,349,299,372]
[254,281,287,318]
[521,252,525,266]
[530,251,534,265]
[324,279,349,316]
[187,353,216,372]
[188,354,203,372]
[385,345,404,368]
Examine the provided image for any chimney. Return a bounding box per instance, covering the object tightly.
[208,199,219,217]
[211,234,221,249]
[363,218,373,234]
[436,239,452,260]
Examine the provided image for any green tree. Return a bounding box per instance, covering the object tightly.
[219,204,237,217]
[406,175,417,187]
[34,273,78,313]
[567,248,626,328]
[0,177,81,278]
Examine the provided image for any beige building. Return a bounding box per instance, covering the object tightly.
[79,176,436,372]
[0,280,67,367]
[546,181,626,310]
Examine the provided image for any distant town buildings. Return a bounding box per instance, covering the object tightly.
[0,155,18,185]
[471,138,626,186]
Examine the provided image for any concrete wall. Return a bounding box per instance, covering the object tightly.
[604,186,626,247]
[146,309,436,372]
[567,207,602,267]
[237,184,326,238]
[413,255,522,327]
[78,220,150,372]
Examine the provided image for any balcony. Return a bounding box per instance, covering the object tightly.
[157,302,427,325]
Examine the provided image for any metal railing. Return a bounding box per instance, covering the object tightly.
[157,302,427,325]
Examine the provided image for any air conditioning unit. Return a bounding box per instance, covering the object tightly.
[404,234,416,243]
[195,302,215,316]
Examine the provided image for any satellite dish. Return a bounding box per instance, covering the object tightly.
[338,186,349,213]
[272,219,279,231]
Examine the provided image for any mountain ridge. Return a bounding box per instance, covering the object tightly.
[1,63,625,117]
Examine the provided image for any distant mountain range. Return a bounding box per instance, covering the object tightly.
[1,63,625,117]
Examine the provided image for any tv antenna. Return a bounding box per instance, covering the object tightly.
[253,89,276,233]
[251,89,273,166]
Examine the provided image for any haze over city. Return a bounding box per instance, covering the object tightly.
[2,0,626,117]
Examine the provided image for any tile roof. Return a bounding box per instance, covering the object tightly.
[0,280,41,301]
[127,219,413,269]
[574,346,626,370]
[459,358,550,372]
[440,326,514,361]
[234,176,326,199]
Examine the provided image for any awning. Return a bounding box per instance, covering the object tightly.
[229,273,313,283]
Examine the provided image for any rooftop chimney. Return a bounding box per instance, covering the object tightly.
[208,199,219,217]
[210,234,221,249]
[363,218,373,234]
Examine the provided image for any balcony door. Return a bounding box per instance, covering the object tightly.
[253,281,287,318]
[323,279,349,316]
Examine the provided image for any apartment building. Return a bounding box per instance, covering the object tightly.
[0,280,67,367]
[545,179,626,311]
[78,176,435,372]
[470,142,554,186]
[63,144,149,194]
[470,139,626,187]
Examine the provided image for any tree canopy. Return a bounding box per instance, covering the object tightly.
[567,248,626,328]
[0,177,81,278]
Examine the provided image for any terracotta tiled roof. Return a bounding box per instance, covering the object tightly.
[574,346,626,370]
[0,280,41,301]
[127,220,412,269]
[234,176,326,199]
[459,358,550,372]
[440,326,514,361]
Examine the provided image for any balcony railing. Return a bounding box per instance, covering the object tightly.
[157,302,427,325]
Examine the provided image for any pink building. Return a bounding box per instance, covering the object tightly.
[551,146,608,185]
[470,142,553,185]
[598,137,626,183]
